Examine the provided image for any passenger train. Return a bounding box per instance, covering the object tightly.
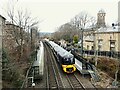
[32,41,44,79]
[47,41,76,73]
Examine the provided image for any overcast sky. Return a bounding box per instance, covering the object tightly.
[0,0,119,32]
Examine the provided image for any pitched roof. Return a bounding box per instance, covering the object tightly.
[97,26,120,33]
[98,9,105,13]
[0,15,6,20]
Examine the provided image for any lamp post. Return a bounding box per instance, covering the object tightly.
[93,29,97,67]
[81,27,83,57]
[110,35,112,58]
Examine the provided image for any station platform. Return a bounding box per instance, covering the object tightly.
[75,58,90,75]
[75,58,101,82]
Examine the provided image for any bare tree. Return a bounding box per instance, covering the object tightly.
[70,11,96,57]
[70,11,96,29]
[6,0,39,61]
[53,23,78,42]
[2,0,40,87]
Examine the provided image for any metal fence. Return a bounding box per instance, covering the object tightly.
[83,50,120,59]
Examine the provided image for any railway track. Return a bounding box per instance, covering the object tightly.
[74,71,97,89]
[44,41,63,89]
[44,42,49,89]
[66,73,86,89]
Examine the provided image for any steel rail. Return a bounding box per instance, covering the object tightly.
[44,42,59,89]
[49,44,65,88]
[74,73,86,89]
[50,50,65,88]
[44,42,49,89]
[66,74,86,89]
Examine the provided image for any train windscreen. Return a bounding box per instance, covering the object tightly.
[62,57,74,65]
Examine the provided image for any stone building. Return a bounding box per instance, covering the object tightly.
[96,9,106,28]
[3,23,21,51]
[0,15,6,48]
[83,10,120,52]
[96,26,120,52]
[30,27,39,48]
[84,26,120,52]
[0,14,6,90]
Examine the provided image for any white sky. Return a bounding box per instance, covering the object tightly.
[0,0,119,32]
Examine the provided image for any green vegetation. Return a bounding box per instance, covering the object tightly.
[2,44,37,88]
[73,35,79,44]
[2,48,23,88]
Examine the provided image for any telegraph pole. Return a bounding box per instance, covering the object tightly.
[81,28,83,57]
[93,29,98,67]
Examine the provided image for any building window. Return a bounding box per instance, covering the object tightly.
[110,46,115,51]
[87,45,89,50]
[98,45,101,51]
[91,46,94,50]
[110,41,115,51]
[98,39,103,51]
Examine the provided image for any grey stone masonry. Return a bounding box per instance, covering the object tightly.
[0,15,6,90]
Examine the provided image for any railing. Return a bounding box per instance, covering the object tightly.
[80,50,120,59]
[20,63,33,89]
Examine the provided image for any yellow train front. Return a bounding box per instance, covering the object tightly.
[62,64,76,73]
[57,50,76,73]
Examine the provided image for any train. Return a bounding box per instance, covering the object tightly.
[47,40,76,73]
[32,41,44,79]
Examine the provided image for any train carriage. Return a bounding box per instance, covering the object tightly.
[48,41,76,73]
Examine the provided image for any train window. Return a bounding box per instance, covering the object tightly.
[70,57,73,63]
[73,58,75,63]
[63,58,71,65]
[70,57,75,64]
